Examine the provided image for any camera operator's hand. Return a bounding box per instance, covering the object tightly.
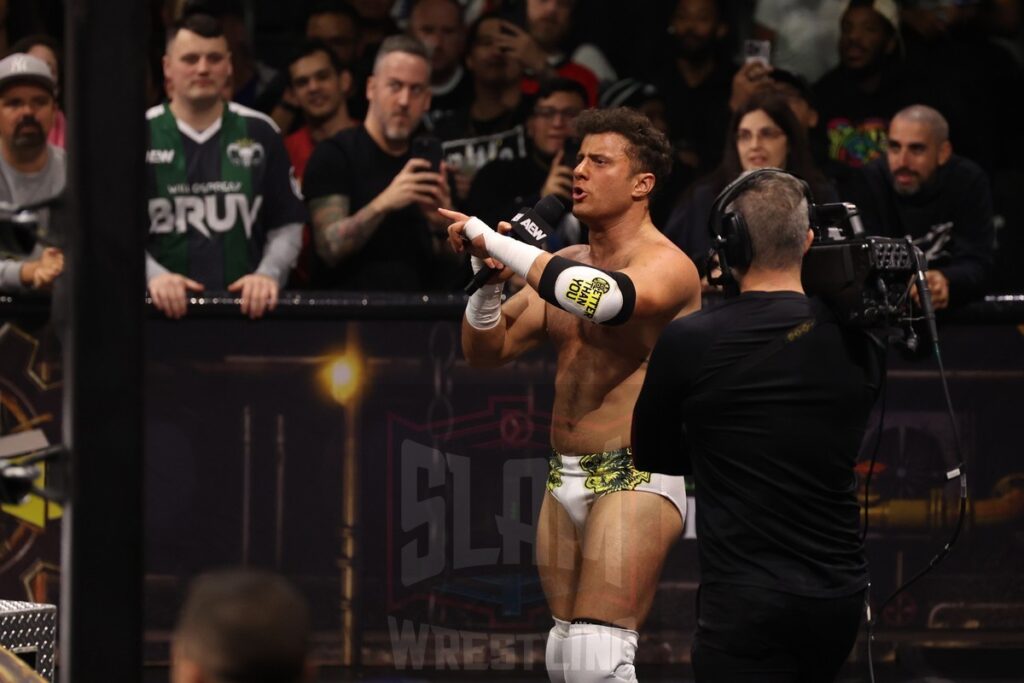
[730,61,774,112]
[912,269,949,310]
[371,158,447,214]
[541,149,573,200]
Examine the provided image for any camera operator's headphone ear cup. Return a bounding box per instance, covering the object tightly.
[720,210,753,270]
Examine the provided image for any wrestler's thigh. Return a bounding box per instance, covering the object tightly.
[536,491,582,620]
[572,491,683,630]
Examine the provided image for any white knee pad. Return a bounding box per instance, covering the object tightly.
[563,622,639,682]
[546,617,572,682]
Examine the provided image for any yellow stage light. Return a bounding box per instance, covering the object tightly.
[324,353,363,404]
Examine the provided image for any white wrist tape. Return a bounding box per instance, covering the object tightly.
[466,283,503,329]
[465,216,543,279]
[466,255,503,330]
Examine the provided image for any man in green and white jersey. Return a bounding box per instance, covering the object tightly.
[146,12,306,319]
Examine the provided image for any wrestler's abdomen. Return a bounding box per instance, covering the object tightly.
[547,313,652,454]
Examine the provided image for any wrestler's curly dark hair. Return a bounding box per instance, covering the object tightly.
[574,107,673,190]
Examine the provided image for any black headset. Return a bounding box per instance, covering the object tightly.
[707,168,814,284]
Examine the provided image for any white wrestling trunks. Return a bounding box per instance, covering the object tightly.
[546,447,688,534]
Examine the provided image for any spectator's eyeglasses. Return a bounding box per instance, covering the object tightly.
[736,126,785,143]
[534,107,581,122]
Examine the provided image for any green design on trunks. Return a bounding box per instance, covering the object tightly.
[579,448,651,494]
[546,454,564,492]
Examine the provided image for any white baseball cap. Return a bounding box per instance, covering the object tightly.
[0,53,56,96]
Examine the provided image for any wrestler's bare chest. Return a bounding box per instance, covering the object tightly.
[542,309,651,448]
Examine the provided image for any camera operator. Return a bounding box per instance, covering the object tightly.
[632,168,884,682]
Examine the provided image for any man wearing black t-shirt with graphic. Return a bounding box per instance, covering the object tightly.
[464,78,587,250]
[303,35,458,290]
[633,169,884,682]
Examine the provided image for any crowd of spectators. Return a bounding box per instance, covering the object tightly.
[1,0,1023,313]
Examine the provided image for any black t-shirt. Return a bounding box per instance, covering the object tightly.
[302,126,438,291]
[633,292,882,598]
[465,149,550,230]
[430,105,529,211]
[813,63,944,170]
[651,58,736,173]
[426,70,475,125]
[847,155,995,304]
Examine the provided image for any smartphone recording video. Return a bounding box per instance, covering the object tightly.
[744,39,771,66]
[411,136,443,173]
[561,138,580,169]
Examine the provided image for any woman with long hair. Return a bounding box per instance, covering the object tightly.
[664,90,834,275]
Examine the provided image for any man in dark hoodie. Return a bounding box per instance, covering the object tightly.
[849,105,994,308]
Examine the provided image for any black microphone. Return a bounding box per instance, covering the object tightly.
[463,194,570,295]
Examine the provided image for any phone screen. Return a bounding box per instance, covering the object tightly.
[744,40,771,66]
[561,138,580,168]
[411,136,443,172]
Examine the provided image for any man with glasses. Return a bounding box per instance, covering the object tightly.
[465,77,587,250]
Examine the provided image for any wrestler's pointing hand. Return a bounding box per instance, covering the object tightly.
[438,207,514,266]
[437,207,478,255]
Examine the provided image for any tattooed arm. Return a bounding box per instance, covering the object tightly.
[309,194,388,266]
[310,157,450,266]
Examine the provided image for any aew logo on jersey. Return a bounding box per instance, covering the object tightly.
[148,194,263,239]
[227,138,265,168]
[565,276,611,319]
[146,149,175,164]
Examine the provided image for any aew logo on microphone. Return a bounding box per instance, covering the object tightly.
[511,213,547,242]
[565,276,611,319]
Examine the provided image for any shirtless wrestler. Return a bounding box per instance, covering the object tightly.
[439,106,700,682]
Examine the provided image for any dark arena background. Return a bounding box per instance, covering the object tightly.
[0,1,1022,681]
